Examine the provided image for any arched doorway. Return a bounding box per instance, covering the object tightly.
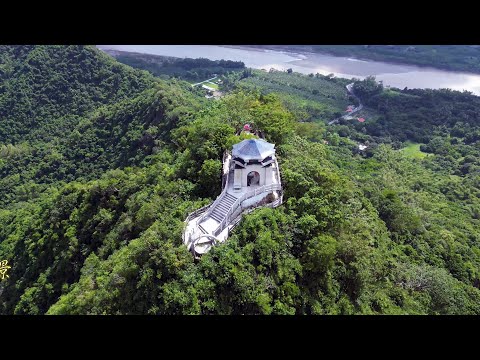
[247,171,260,186]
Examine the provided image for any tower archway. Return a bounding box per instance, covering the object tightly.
[247,171,260,186]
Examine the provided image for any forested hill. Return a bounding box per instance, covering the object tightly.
[1,46,479,315]
[0,46,202,207]
[105,50,245,82]
[0,45,155,143]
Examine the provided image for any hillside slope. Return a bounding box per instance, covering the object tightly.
[0,45,155,143]
[0,46,202,208]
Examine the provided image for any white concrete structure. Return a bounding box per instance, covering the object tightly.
[231,139,276,190]
[183,138,283,258]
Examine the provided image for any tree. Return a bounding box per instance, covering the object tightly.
[251,94,295,145]
[353,76,383,100]
[198,159,222,197]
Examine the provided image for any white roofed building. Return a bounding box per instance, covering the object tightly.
[183,137,283,258]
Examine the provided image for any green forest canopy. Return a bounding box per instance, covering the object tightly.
[0,46,479,315]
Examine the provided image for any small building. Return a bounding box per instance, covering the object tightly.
[357,117,365,123]
[231,139,276,191]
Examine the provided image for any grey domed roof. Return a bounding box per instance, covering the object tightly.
[232,139,275,161]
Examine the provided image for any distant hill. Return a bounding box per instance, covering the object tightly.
[103,50,245,82]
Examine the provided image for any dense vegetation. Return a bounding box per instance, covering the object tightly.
[251,45,480,74]
[234,69,351,123]
[0,46,479,315]
[348,76,480,178]
[0,46,206,208]
[0,45,155,144]
[105,50,245,82]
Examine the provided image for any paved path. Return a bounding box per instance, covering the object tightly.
[192,76,217,87]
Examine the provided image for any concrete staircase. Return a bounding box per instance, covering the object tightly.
[209,193,237,223]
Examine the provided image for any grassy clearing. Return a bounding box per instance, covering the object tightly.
[399,142,432,159]
[204,82,219,90]
[384,88,421,98]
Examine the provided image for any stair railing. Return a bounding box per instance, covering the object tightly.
[198,151,231,223]
[213,183,282,237]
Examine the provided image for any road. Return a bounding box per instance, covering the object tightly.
[192,76,218,87]
[328,83,363,125]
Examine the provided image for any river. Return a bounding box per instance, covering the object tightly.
[97,45,480,96]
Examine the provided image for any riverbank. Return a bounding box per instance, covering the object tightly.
[219,45,315,60]
[231,45,480,76]
[97,45,480,95]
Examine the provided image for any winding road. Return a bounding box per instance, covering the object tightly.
[328,83,363,125]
